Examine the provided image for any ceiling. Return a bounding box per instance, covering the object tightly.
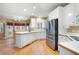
[0,3,68,19]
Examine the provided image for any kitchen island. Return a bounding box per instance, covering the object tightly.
[59,32,79,55]
[15,30,46,48]
[59,41,79,55]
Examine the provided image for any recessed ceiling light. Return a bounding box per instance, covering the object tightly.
[68,13,72,16]
[33,6,36,9]
[32,13,34,15]
[24,9,27,11]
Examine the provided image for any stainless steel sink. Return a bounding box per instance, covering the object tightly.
[70,36,79,41]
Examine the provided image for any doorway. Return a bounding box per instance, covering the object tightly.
[0,23,5,40]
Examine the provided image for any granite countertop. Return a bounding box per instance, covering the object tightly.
[16,30,46,34]
[59,32,79,37]
[59,41,79,54]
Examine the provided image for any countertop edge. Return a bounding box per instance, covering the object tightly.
[58,43,79,55]
[16,31,46,35]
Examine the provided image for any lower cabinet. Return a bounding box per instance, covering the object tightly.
[58,46,76,55]
[15,31,46,48]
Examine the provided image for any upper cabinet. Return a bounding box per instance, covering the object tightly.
[49,7,59,20]
[75,3,79,16]
[49,3,79,33]
[63,3,76,28]
[63,3,79,28]
[74,3,79,24]
[49,6,64,33]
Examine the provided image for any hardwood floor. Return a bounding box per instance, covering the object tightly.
[0,39,59,55]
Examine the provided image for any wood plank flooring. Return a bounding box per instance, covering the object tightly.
[0,39,59,55]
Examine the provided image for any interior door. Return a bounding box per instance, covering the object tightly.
[0,23,5,39]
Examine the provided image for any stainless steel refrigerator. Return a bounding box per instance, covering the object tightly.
[46,18,58,50]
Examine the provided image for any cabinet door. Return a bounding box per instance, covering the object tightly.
[49,7,59,20]
[58,46,75,55]
[75,3,79,16]
[75,3,79,24]
[63,4,75,28]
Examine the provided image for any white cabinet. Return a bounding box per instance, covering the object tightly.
[49,4,79,33]
[30,18,37,29]
[49,8,59,20]
[74,3,79,24]
[63,4,76,28]
[63,3,79,27]
[49,6,64,33]
[58,46,75,55]
[6,26,13,38]
[75,3,79,16]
